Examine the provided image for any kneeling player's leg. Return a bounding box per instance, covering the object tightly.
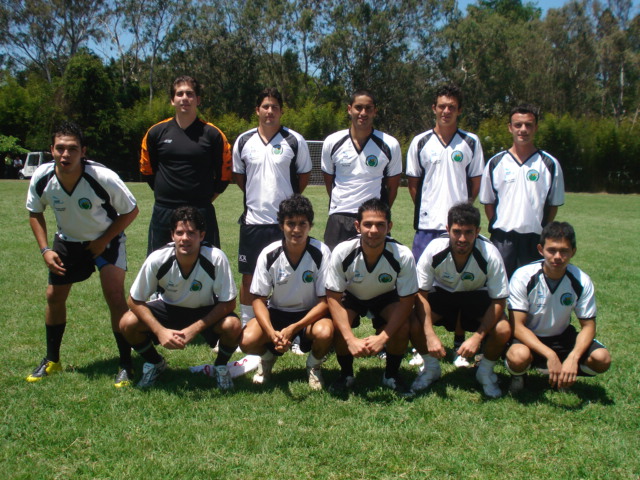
[100,265,132,370]
[239,318,271,355]
[505,343,533,374]
[378,302,411,382]
[484,317,511,361]
[119,309,163,366]
[333,309,359,379]
[212,315,242,366]
[306,318,334,360]
[580,344,611,376]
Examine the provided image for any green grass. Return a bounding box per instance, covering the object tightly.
[1,179,638,479]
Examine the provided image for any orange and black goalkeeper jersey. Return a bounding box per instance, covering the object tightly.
[140,117,232,208]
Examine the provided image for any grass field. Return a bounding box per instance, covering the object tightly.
[1,180,638,479]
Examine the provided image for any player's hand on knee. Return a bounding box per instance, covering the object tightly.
[347,337,370,357]
[158,329,186,349]
[427,336,446,359]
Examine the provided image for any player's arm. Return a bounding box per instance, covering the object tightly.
[323,172,334,196]
[180,298,237,345]
[233,172,246,192]
[140,131,156,189]
[416,290,446,358]
[364,292,415,354]
[407,177,419,204]
[542,205,558,227]
[29,211,66,276]
[457,298,505,358]
[558,318,596,389]
[484,203,496,224]
[86,206,139,258]
[280,297,330,344]
[297,172,310,193]
[383,174,401,207]
[251,296,286,349]
[128,296,186,349]
[327,289,369,357]
[468,176,481,203]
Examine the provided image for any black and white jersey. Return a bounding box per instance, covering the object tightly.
[479,150,564,234]
[321,129,402,215]
[509,261,596,337]
[417,235,508,298]
[26,160,137,242]
[406,129,484,231]
[325,237,418,300]
[233,127,312,225]
[250,238,331,312]
[130,243,237,308]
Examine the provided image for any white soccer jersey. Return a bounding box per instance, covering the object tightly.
[325,237,418,300]
[509,261,596,337]
[233,127,312,225]
[417,235,509,298]
[26,160,137,242]
[321,129,402,215]
[130,243,237,308]
[250,237,331,312]
[406,129,484,231]
[479,150,565,235]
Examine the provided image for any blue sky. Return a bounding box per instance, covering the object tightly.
[457,0,640,17]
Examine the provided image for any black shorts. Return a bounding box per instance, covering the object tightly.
[324,213,358,250]
[148,203,220,255]
[490,229,541,278]
[342,290,400,331]
[49,233,126,286]
[238,224,283,274]
[516,324,606,373]
[265,308,313,356]
[427,288,493,332]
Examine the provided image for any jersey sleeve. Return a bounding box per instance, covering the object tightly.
[232,138,246,175]
[548,157,565,206]
[210,124,232,193]
[396,247,418,297]
[507,269,530,312]
[140,126,156,176]
[26,168,48,213]
[386,137,403,177]
[212,249,237,303]
[315,243,332,297]
[296,134,313,174]
[416,247,436,291]
[129,257,158,302]
[468,134,485,178]
[250,248,274,298]
[405,135,422,178]
[325,246,348,293]
[486,250,509,299]
[104,170,138,214]
[321,136,335,175]
[574,271,597,319]
[478,162,495,204]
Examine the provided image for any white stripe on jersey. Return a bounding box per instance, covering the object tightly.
[26,160,137,242]
[321,129,402,215]
[406,129,484,230]
[417,235,508,298]
[232,127,312,225]
[479,150,564,234]
[325,237,418,300]
[509,261,597,337]
[130,243,237,309]
[250,237,331,312]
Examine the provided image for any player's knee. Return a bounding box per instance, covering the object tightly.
[118,310,138,334]
[506,344,532,372]
[313,319,334,342]
[586,348,611,373]
[221,315,242,338]
[491,319,512,344]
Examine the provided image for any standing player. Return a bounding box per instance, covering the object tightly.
[26,122,139,387]
[321,90,402,250]
[140,75,232,254]
[325,198,417,394]
[120,207,241,389]
[505,222,611,392]
[239,195,333,390]
[410,203,510,398]
[233,87,312,326]
[479,104,564,278]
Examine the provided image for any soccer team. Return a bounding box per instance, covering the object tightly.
[24,76,611,397]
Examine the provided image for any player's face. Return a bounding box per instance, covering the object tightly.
[281,215,311,248]
[256,96,282,128]
[171,82,201,115]
[51,135,86,175]
[171,220,205,256]
[538,237,575,278]
[508,113,538,147]
[356,210,391,250]
[347,95,376,131]
[447,223,480,256]
[432,96,461,129]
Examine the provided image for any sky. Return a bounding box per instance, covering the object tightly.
[457,0,640,17]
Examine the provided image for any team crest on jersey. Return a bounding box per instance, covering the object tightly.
[461,272,475,281]
[190,280,202,292]
[302,270,314,283]
[451,151,464,162]
[560,292,573,306]
[527,169,540,181]
[78,198,92,209]
[272,144,283,155]
[366,155,379,167]
[378,273,393,283]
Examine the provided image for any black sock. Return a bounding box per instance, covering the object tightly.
[46,323,66,362]
[385,353,403,378]
[132,339,163,364]
[214,344,235,366]
[337,354,354,377]
[113,331,132,369]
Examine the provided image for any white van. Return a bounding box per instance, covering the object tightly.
[19,151,53,179]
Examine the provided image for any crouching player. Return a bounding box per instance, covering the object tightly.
[239,195,333,390]
[410,203,511,398]
[505,222,611,392]
[120,206,241,389]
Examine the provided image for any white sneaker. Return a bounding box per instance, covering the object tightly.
[453,354,471,368]
[214,365,234,390]
[253,355,277,384]
[307,366,324,390]
[291,343,304,355]
[409,349,424,366]
[410,364,441,392]
[476,368,502,398]
[509,375,525,393]
[137,358,167,388]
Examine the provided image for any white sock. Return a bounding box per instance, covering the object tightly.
[240,304,254,327]
[504,358,527,376]
[478,357,496,373]
[306,352,323,368]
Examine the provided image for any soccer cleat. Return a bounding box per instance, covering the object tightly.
[307,366,324,390]
[137,358,166,388]
[328,374,355,393]
[291,343,304,355]
[113,367,134,388]
[252,355,277,385]
[214,365,234,390]
[26,357,62,382]
[382,374,413,396]
[410,364,442,392]
[509,375,525,394]
[453,354,471,368]
[476,368,502,398]
[408,349,424,366]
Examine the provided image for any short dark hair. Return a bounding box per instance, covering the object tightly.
[540,221,576,249]
[256,87,283,109]
[277,194,314,225]
[171,75,200,97]
[350,89,376,107]
[170,206,206,233]
[433,84,463,109]
[51,121,85,147]
[357,198,391,222]
[510,104,539,124]
[447,202,481,228]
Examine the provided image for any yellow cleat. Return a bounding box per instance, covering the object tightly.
[26,357,62,382]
